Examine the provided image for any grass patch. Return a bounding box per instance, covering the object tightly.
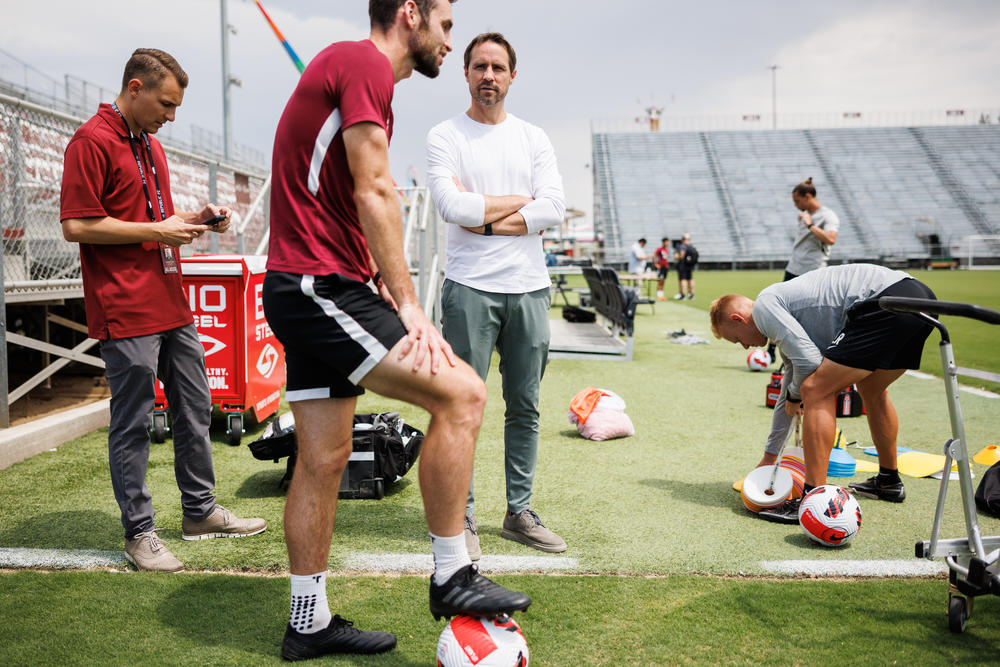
[2,269,1000,663]
[2,571,998,665]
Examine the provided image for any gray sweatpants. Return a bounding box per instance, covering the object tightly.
[100,323,216,539]
[441,280,550,515]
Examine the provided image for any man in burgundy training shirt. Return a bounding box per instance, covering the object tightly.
[263,0,530,660]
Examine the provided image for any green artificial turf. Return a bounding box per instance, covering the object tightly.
[2,571,998,665]
[682,268,1000,393]
[1,270,999,574]
[2,269,1000,664]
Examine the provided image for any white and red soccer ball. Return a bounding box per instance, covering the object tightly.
[437,615,529,667]
[798,485,862,547]
[747,349,771,371]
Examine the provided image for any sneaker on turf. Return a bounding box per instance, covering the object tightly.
[181,504,266,540]
[501,509,567,553]
[758,498,801,525]
[849,475,906,502]
[687,293,695,300]
[125,531,183,572]
[281,615,396,660]
[429,563,532,621]
[465,514,482,562]
[672,293,685,300]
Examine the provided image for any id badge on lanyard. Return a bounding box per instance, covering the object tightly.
[112,103,176,274]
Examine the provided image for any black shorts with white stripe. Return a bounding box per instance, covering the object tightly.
[262,271,407,400]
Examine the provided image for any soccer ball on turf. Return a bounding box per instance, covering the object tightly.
[437,615,529,667]
[746,349,771,371]
[798,485,862,547]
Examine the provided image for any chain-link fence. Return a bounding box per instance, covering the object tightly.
[0,92,269,304]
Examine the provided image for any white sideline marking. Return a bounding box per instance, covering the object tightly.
[905,370,999,399]
[0,547,124,569]
[760,559,946,577]
[960,386,1000,399]
[342,553,579,573]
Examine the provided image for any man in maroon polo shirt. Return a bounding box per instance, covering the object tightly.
[60,48,265,573]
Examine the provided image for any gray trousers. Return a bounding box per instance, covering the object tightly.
[441,280,550,515]
[100,323,216,539]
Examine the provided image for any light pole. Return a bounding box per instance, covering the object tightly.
[769,64,779,130]
[220,0,242,161]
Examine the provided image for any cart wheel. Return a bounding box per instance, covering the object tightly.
[373,479,385,500]
[948,595,968,634]
[227,414,244,447]
[150,413,168,444]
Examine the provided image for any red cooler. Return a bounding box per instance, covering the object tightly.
[152,254,285,446]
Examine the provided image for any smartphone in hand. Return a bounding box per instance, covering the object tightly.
[202,214,227,226]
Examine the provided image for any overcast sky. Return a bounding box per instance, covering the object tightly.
[3,0,999,227]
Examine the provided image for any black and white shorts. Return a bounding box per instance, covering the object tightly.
[262,271,406,400]
[824,278,937,372]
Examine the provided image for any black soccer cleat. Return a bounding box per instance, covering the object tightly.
[849,475,906,503]
[758,497,801,525]
[281,615,396,661]
[429,563,532,621]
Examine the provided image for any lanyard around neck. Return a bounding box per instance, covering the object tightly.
[111,102,166,222]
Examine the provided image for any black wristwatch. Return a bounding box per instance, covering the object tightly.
[484,223,494,236]
[785,393,801,404]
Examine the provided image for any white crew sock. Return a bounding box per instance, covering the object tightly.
[289,572,333,634]
[430,531,472,586]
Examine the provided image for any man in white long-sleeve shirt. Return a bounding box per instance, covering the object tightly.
[709,264,937,524]
[427,32,567,559]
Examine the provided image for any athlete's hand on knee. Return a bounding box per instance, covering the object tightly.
[396,303,457,374]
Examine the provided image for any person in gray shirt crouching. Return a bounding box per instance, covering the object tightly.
[710,263,936,524]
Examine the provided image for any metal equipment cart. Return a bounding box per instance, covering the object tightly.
[879,296,1000,633]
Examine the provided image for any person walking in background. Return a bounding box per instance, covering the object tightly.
[653,237,670,300]
[709,264,937,524]
[60,48,266,574]
[673,232,697,300]
[427,32,568,561]
[628,237,651,275]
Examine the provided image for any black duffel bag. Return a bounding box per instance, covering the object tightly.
[975,460,1000,518]
[249,411,424,499]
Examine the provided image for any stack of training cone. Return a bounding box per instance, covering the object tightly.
[779,446,807,499]
[741,416,805,513]
[974,445,1000,466]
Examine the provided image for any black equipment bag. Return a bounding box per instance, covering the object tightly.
[975,461,1000,518]
[684,244,699,265]
[836,385,865,417]
[248,411,424,499]
[562,304,596,323]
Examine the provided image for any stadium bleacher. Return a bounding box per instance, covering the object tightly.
[593,125,1000,266]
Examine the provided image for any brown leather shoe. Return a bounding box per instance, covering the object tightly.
[181,505,266,541]
[501,509,567,553]
[125,531,183,572]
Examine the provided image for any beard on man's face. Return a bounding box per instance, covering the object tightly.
[410,29,441,78]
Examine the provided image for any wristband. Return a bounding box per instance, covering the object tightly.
[785,393,801,403]
[484,223,494,236]
[372,271,382,286]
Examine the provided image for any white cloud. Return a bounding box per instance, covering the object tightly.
[706,7,1000,115]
